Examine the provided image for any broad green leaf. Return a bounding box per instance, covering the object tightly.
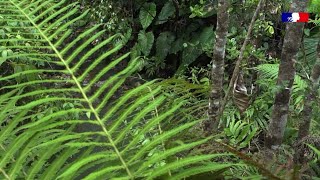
[198,26,215,45]
[156,1,175,24]
[156,31,175,61]
[130,43,142,60]
[170,38,184,54]
[176,44,202,74]
[138,30,154,56]
[139,3,156,29]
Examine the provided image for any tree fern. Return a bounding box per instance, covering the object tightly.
[0,0,237,179]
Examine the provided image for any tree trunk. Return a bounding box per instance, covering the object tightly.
[205,0,229,132]
[294,41,320,163]
[215,0,264,129]
[265,0,308,149]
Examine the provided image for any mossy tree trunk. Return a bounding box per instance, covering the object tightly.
[265,0,309,149]
[294,41,320,163]
[210,0,264,132]
[205,0,230,132]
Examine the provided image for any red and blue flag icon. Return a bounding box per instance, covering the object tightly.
[282,12,309,22]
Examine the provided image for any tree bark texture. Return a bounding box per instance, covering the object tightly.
[265,0,308,149]
[294,41,320,163]
[205,0,229,132]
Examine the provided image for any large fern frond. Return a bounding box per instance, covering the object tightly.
[0,1,237,179]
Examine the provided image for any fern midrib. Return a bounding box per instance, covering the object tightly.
[9,1,133,178]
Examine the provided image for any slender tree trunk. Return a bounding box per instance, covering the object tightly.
[265,0,309,149]
[205,0,229,132]
[215,0,264,128]
[294,41,320,163]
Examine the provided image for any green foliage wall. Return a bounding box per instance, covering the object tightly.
[73,0,217,77]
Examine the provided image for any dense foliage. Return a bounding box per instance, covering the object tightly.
[1,0,320,179]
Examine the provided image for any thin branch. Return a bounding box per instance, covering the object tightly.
[216,0,264,128]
